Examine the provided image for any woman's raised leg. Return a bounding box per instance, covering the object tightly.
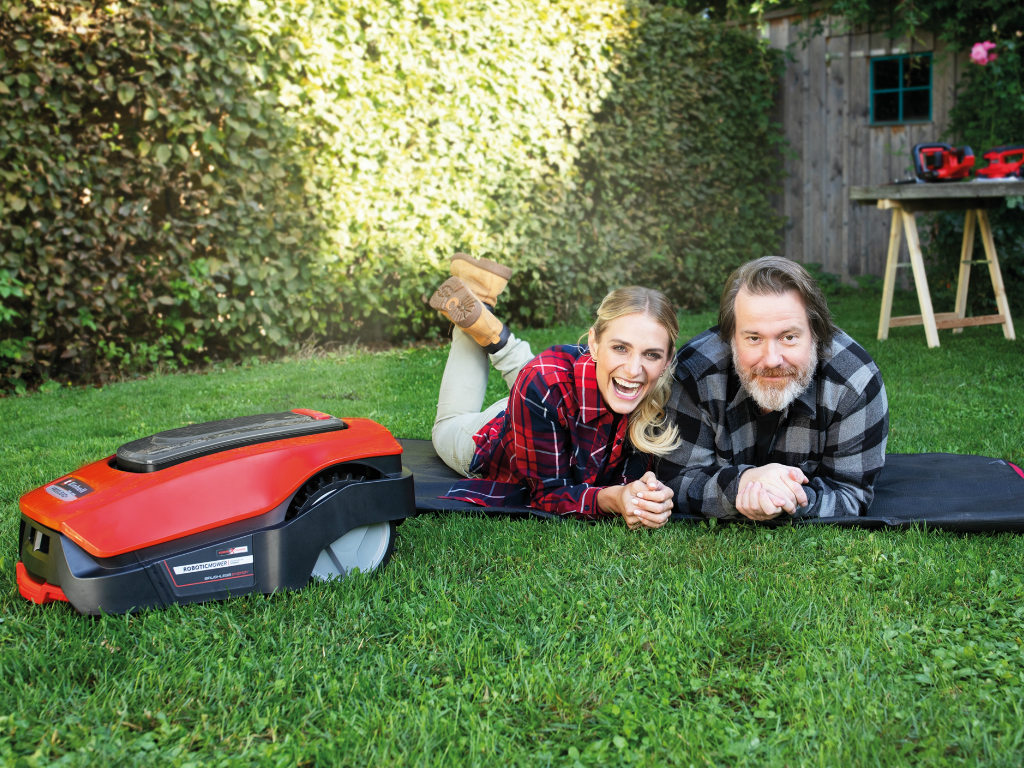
[429,257,534,475]
[432,327,497,475]
[489,332,535,391]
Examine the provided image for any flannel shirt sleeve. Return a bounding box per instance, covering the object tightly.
[797,363,889,518]
[660,375,749,518]
[505,364,607,519]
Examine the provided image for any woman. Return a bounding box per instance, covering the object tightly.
[428,253,680,529]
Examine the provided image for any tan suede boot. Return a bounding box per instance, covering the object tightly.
[429,277,507,349]
[450,253,511,308]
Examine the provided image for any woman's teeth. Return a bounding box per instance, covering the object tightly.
[613,378,642,398]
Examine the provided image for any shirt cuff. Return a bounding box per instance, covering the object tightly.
[578,485,604,519]
[720,464,746,502]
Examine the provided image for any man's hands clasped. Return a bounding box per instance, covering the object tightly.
[736,463,809,520]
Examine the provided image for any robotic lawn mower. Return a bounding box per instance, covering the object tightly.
[16,409,415,614]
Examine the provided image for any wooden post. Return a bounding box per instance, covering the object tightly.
[899,207,941,348]
[977,209,1017,341]
[877,201,902,341]
[952,209,976,334]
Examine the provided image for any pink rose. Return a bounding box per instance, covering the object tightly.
[970,41,998,65]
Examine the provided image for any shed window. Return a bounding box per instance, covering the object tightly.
[870,54,932,125]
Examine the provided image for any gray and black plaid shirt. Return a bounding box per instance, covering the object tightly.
[661,327,889,519]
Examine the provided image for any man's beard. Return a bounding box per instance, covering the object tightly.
[732,342,818,412]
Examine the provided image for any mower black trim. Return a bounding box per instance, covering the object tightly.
[115,410,348,473]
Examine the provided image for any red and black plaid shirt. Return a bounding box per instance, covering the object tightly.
[445,344,649,518]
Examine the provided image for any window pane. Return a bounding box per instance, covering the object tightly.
[903,89,930,121]
[905,57,931,87]
[873,59,900,90]
[870,53,932,125]
[874,92,900,122]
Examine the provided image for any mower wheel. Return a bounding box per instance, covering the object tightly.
[311,520,397,581]
[288,468,398,581]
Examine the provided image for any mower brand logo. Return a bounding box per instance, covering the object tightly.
[172,555,254,576]
[45,477,95,502]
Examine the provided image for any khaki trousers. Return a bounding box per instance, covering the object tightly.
[431,327,534,475]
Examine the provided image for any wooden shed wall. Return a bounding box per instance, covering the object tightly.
[764,13,968,280]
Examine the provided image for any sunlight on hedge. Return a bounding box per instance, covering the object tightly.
[0,0,783,390]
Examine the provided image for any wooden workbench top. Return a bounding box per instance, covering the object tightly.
[851,180,1024,204]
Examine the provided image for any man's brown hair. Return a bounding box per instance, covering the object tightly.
[718,256,837,355]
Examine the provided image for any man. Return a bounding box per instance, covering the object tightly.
[662,256,888,520]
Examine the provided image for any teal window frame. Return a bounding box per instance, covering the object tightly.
[870,53,933,125]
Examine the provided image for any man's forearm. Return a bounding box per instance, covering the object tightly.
[665,462,748,518]
[797,472,878,518]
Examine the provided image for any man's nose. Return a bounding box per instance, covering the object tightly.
[763,341,784,367]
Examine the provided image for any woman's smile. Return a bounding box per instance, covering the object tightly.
[612,376,645,400]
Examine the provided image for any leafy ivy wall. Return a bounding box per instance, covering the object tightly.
[0,0,784,390]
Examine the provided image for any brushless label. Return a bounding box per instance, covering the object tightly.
[44,477,94,502]
[161,536,255,596]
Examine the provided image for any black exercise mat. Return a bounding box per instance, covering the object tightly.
[398,439,1024,531]
[398,438,555,519]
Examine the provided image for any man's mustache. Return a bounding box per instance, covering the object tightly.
[753,366,800,378]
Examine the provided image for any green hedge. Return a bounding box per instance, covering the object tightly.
[1,0,336,388]
[0,0,784,391]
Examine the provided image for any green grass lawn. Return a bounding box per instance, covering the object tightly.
[2,287,1023,767]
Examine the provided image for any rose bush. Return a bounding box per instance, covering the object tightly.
[927,27,1024,319]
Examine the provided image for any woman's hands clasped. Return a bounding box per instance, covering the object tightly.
[599,472,675,530]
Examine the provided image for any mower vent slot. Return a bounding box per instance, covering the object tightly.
[30,527,51,554]
[115,411,347,473]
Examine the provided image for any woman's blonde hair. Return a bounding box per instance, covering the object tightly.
[589,286,681,456]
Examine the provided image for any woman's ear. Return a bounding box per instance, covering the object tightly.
[587,326,597,356]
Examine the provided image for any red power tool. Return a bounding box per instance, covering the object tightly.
[976,145,1024,179]
[912,143,975,182]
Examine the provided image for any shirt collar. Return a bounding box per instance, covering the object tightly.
[575,350,609,424]
[792,375,818,416]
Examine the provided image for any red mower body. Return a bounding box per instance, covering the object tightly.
[17,410,415,614]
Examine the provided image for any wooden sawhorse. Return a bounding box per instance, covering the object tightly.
[876,200,1016,348]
